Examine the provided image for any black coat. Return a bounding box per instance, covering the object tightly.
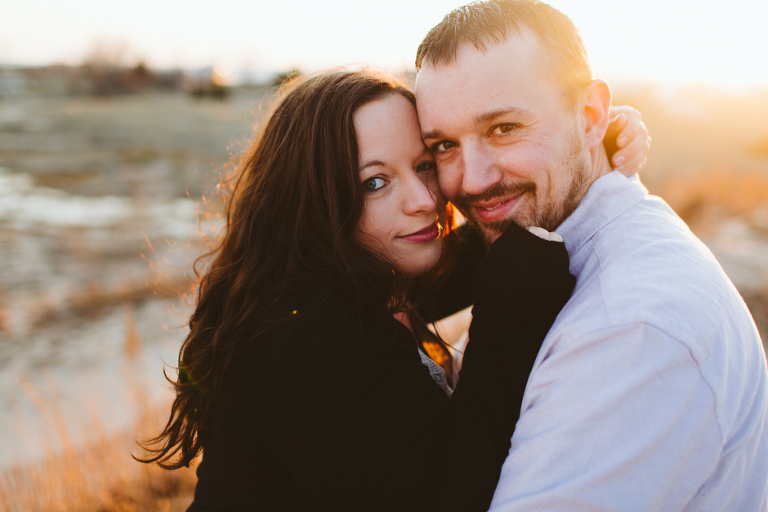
[188,223,575,512]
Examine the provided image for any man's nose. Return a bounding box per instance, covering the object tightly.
[460,145,503,196]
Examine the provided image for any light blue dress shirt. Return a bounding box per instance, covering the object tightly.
[489,171,768,511]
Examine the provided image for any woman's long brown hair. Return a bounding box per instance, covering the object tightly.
[137,70,447,469]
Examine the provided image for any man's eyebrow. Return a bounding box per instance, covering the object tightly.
[422,107,528,141]
[360,160,385,172]
[473,106,528,126]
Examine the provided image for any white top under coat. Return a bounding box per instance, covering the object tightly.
[489,172,768,511]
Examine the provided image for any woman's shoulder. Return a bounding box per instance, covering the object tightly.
[292,286,409,350]
[224,282,420,410]
[239,282,411,366]
[265,282,392,335]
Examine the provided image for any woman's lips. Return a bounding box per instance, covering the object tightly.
[398,222,441,243]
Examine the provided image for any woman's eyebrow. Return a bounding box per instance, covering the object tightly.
[360,159,386,171]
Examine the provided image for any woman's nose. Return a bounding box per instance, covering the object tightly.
[402,172,437,215]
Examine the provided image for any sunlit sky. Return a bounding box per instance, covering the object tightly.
[2,0,767,87]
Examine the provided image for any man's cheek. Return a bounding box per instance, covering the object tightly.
[437,169,460,202]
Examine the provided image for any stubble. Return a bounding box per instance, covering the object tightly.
[453,132,592,244]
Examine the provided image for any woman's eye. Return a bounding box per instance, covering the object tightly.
[362,177,387,192]
[416,161,436,173]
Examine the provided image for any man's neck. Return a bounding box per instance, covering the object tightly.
[592,145,614,182]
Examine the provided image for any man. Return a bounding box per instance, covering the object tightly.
[415,1,768,510]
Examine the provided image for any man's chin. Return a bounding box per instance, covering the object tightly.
[466,215,516,247]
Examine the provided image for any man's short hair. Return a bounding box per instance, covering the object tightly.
[415,0,592,106]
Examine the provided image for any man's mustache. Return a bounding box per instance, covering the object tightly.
[453,181,536,208]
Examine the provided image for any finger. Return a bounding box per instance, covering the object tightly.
[611,107,644,148]
[617,152,648,177]
[612,126,649,169]
[615,138,650,176]
[604,110,628,161]
[616,121,642,149]
[606,112,628,138]
[613,140,648,174]
[609,105,636,123]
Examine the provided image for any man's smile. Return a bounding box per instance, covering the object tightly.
[473,193,524,223]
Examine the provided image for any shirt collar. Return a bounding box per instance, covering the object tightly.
[555,171,648,257]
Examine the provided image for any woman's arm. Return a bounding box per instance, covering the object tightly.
[438,222,575,511]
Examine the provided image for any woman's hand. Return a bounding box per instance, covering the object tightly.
[605,105,651,177]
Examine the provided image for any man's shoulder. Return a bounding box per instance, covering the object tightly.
[591,190,718,277]
[563,194,760,361]
[537,193,768,488]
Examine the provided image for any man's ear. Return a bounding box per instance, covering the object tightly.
[581,79,612,150]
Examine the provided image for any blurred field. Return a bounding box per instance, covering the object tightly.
[0,88,273,510]
[0,82,767,509]
[614,83,768,230]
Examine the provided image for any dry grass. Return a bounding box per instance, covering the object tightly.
[0,422,196,512]
[1,303,197,512]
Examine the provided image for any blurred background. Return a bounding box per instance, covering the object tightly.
[1,0,767,510]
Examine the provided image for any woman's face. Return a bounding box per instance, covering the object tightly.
[354,93,446,278]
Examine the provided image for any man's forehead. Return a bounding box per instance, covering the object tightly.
[417,36,551,122]
[415,28,546,98]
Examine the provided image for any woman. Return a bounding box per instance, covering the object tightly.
[139,70,649,511]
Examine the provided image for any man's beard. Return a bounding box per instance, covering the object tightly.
[452,133,591,243]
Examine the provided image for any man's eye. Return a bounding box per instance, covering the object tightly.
[432,141,455,153]
[362,177,387,192]
[493,124,518,135]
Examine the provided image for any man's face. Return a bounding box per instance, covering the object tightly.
[415,27,594,243]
